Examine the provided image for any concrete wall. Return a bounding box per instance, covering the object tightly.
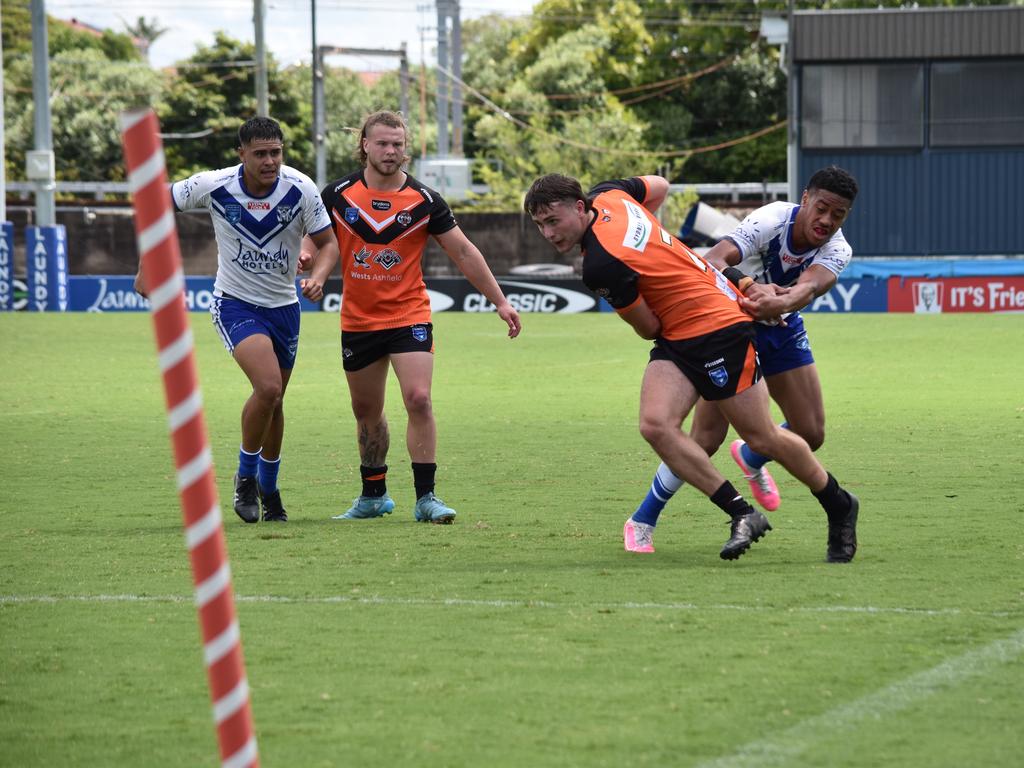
[4,207,572,278]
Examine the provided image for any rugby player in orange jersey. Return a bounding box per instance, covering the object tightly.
[304,111,521,523]
[524,173,858,561]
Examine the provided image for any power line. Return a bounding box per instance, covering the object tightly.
[438,63,785,160]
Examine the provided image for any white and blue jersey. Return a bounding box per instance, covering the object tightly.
[725,201,852,290]
[172,164,331,308]
[725,201,853,375]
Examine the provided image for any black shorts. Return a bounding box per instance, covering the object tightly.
[341,323,434,372]
[649,321,761,401]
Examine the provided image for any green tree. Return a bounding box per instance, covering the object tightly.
[48,19,142,62]
[157,32,310,179]
[466,13,654,210]
[4,48,164,182]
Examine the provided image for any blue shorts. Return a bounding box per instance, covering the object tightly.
[754,311,814,377]
[210,294,301,370]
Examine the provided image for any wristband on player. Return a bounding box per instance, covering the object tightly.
[722,267,754,293]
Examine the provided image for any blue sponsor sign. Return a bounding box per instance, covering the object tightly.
[802,278,888,313]
[26,225,69,312]
[67,275,323,313]
[70,275,216,312]
[0,223,13,311]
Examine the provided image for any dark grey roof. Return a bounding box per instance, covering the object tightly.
[793,5,1024,61]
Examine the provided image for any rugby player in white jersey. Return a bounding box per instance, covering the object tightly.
[624,166,860,563]
[134,117,340,524]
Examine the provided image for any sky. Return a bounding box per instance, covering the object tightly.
[46,0,540,71]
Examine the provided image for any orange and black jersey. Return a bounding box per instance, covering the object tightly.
[321,170,457,331]
[582,177,751,341]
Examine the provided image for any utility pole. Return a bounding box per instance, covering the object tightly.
[435,0,450,158]
[29,0,56,226]
[418,7,430,160]
[786,0,797,202]
[450,0,463,156]
[254,0,269,116]
[312,0,325,188]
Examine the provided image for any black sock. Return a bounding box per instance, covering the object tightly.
[412,462,437,500]
[360,465,388,498]
[710,481,753,519]
[812,472,850,519]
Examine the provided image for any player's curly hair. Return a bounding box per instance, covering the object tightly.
[807,165,858,203]
[523,174,588,216]
[355,110,411,166]
[238,116,284,147]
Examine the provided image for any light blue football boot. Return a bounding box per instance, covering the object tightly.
[333,494,395,520]
[413,493,456,524]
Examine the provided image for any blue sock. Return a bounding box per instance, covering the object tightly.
[632,462,685,526]
[740,422,789,470]
[238,446,260,478]
[258,455,281,494]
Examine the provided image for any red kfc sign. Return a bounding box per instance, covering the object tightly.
[888,277,1024,313]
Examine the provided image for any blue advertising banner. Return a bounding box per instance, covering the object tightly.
[60,274,889,313]
[802,278,888,313]
[0,223,13,311]
[68,276,322,313]
[25,225,69,312]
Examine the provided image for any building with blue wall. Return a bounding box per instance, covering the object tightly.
[790,5,1024,258]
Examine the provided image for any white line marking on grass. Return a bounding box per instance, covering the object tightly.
[695,626,1024,768]
[0,593,1014,618]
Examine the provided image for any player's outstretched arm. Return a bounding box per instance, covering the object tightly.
[300,229,340,302]
[436,227,522,338]
[703,238,742,272]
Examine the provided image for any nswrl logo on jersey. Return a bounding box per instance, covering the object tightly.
[709,366,729,388]
[411,325,428,342]
[225,203,242,224]
[344,207,359,224]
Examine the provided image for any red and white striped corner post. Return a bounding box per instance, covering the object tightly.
[119,108,259,768]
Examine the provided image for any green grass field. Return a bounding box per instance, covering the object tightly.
[1,311,1022,767]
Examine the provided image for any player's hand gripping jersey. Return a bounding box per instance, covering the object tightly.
[321,171,458,332]
[172,164,331,307]
[726,201,852,288]
[582,178,751,341]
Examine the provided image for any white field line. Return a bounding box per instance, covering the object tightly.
[0,593,1014,618]
[696,625,1024,768]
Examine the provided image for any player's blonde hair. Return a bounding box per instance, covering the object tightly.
[355,110,411,166]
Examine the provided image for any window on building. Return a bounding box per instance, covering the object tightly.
[931,60,1024,147]
[801,64,924,148]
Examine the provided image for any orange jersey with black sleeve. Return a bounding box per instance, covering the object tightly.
[582,178,751,341]
[321,170,458,331]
